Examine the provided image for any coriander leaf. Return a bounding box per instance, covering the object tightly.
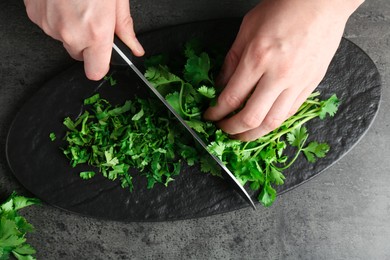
[184,39,202,58]
[269,166,285,185]
[12,243,36,255]
[80,171,96,180]
[200,156,221,177]
[1,199,13,212]
[184,52,212,86]
[286,125,308,147]
[258,183,277,207]
[250,181,261,191]
[178,144,198,166]
[165,92,185,117]
[319,94,339,119]
[302,141,330,163]
[14,217,34,234]
[145,66,182,90]
[185,120,208,136]
[276,141,286,158]
[208,141,226,160]
[0,218,26,247]
[12,197,40,211]
[144,54,169,68]
[197,86,216,98]
[0,193,38,260]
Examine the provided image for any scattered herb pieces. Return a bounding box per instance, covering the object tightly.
[103,75,117,86]
[0,192,40,260]
[49,133,56,142]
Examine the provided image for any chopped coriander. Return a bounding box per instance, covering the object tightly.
[49,132,56,141]
[83,93,100,105]
[103,75,117,86]
[79,171,96,180]
[61,94,194,191]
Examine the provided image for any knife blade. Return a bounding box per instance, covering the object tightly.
[112,36,255,209]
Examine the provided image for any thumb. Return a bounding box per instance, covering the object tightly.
[115,0,144,56]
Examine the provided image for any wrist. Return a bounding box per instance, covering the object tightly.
[328,0,365,19]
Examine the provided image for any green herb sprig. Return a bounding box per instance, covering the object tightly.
[0,192,40,260]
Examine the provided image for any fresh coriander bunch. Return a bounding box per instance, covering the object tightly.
[144,40,339,206]
[0,192,39,260]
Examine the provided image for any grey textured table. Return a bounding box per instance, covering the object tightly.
[1,1,389,259]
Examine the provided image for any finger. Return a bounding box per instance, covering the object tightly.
[204,45,267,122]
[63,43,83,61]
[216,43,243,88]
[287,86,316,117]
[24,0,38,24]
[82,41,113,80]
[215,26,248,87]
[216,74,284,135]
[232,88,298,141]
[24,0,64,41]
[115,0,144,56]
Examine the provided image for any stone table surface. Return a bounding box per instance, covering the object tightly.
[0,1,389,259]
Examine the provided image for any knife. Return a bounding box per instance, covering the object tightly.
[112,36,255,209]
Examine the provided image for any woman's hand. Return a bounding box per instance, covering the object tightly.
[24,0,144,80]
[204,0,364,141]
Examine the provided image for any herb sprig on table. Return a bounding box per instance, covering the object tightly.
[57,40,339,207]
[0,192,39,260]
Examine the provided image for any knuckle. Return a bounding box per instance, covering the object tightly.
[240,114,262,130]
[262,116,284,131]
[89,27,107,43]
[58,27,74,45]
[275,62,292,79]
[219,92,243,110]
[287,108,298,118]
[225,48,240,68]
[247,42,270,68]
[120,15,135,30]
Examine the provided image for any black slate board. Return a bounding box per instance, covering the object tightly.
[6,19,381,222]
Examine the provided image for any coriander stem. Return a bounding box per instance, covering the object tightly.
[179,81,201,118]
[249,114,318,159]
[276,134,308,171]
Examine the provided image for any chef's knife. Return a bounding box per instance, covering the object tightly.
[112,36,255,209]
